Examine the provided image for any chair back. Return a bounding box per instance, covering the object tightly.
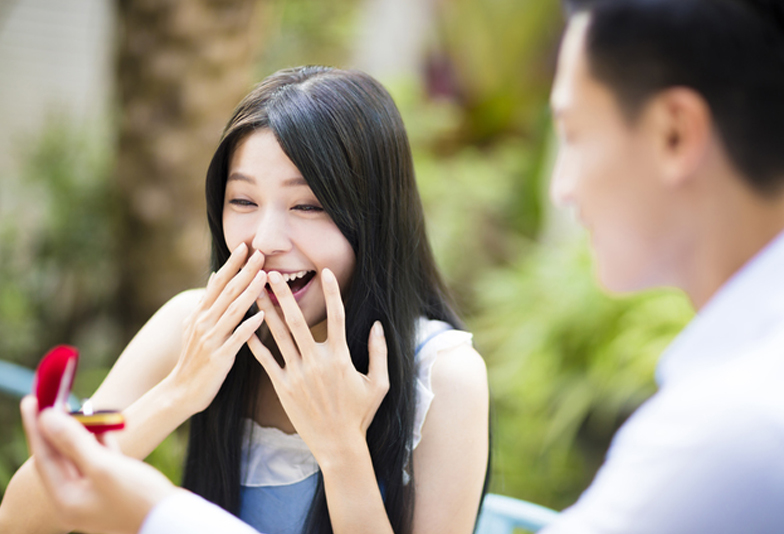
[476,493,559,534]
[0,359,79,409]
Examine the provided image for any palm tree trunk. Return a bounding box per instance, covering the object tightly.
[115,0,264,334]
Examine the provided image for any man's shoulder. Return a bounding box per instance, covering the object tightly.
[609,338,784,474]
[551,342,784,534]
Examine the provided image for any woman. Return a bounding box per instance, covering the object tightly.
[0,66,489,534]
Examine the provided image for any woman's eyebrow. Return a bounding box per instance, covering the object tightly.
[226,173,307,187]
[227,172,256,184]
[282,177,308,187]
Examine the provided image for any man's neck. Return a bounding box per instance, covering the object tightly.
[679,183,784,310]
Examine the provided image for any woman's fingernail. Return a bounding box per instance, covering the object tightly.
[268,271,282,284]
[373,321,384,337]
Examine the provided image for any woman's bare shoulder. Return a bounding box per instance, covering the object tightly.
[431,341,488,400]
[90,288,206,409]
[157,288,206,321]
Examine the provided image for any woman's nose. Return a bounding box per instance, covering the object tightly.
[252,212,292,256]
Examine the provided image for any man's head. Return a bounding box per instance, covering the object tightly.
[550,0,784,298]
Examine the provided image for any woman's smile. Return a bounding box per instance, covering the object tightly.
[263,269,317,305]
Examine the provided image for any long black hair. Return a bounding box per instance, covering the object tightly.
[182,66,465,534]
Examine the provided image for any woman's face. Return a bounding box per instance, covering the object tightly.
[222,129,356,337]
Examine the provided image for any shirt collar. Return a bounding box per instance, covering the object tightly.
[656,229,784,387]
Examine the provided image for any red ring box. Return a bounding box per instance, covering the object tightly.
[34,345,125,433]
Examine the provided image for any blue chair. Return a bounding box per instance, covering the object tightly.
[476,493,560,534]
[0,359,79,410]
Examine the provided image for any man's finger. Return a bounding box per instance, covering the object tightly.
[20,396,71,491]
[20,396,44,458]
[38,408,104,476]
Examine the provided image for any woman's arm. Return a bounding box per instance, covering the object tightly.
[315,342,489,534]
[410,342,489,533]
[250,268,489,534]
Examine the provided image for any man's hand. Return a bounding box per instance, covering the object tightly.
[20,396,179,534]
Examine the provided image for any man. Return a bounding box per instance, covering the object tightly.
[543,0,784,532]
[21,0,784,532]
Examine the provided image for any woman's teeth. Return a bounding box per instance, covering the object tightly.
[278,270,310,282]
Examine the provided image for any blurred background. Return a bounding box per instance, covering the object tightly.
[0,0,692,512]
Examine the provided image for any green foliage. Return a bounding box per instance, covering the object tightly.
[0,118,120,371]
[0,117,189,496]
[255,0,362,77]
[437,0,563,143]
[0,117,121,495]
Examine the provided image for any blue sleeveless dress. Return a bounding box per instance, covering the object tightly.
[237,318,473,533]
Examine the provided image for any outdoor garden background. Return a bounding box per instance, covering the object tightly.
[0,0,693,512]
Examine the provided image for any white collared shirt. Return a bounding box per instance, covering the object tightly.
[544,230,784,534]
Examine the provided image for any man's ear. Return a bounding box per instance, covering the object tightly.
[644,87,712,188]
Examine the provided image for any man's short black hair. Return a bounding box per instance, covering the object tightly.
[563,0,784,193]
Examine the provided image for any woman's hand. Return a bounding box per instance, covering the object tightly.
[248,268,389,465]
[167,243,266,413]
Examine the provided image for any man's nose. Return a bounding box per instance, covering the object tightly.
[549,149,574,208]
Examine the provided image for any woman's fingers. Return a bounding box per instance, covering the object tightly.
[266,271,317,357]
[367,321,390,393]
[247,333,283,382]
[199,242,249,312]
[256,291,299,366]
[323,269,348,355]
[212,270,267,335]
[256,286,301,367]
[227,310,265,353]
[204,249,264,323]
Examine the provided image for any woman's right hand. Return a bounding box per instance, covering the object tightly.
[166,243,267,413]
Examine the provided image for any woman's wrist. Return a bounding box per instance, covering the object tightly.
[315,430,372,478]
[153,373,200,421]
[118,376,196,460]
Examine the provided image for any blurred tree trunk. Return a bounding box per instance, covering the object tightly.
[115,0,265,335]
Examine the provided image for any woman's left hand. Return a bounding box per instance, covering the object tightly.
[248,268,389,464]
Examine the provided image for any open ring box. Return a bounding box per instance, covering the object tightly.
[34,345,125,433]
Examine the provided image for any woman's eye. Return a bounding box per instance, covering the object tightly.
[229,199,256,207]
[293,204,324,213]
